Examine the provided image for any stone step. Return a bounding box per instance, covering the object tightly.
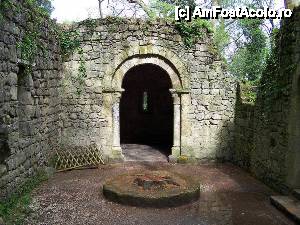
[270,196,300,223]
[293,189,300,200]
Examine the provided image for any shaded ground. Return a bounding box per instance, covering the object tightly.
[122,144,169,162]
[24,163,296,225]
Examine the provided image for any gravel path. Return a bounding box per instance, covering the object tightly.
[24,162,295,225]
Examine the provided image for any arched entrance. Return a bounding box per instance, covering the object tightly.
[106,53,190,161]
[120,64,173,159]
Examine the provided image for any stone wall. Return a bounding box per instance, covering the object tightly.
[0,1,62,199]
[233,85,255,171]
[252,7,300,192]
[233,7,300,192]
[61,18,237,162]
[0,2,238,199]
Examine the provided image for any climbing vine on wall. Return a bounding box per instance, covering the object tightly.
[0,0,20,22]
[72,48,87,95]
[1,0,55,75]
[58,29,87,96]
[17,32,39,71]
[258,22,297,115]
[148,0,213,48]
[175,19,213,48]
[83,19,98,35]
[59,30,81,59]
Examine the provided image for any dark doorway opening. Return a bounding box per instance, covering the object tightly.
[120,64,173,159]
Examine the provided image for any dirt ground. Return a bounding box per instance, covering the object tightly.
[24,162,296,225]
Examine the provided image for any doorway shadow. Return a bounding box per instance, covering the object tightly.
[120,63,174,160]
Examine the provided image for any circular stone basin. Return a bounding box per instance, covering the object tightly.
[102,170,200,207]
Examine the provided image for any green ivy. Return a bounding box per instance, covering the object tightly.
[0,0,20,22]
[58,28,87,95]
[17,32,38,63]
[72,48,87,95]
[2,0,55,76]
[258,22,298,114]
[175,19,213,48]
[239,80,258,104]
[59,30,80,59]
[84,19,97,35]
[16,31,40,74]
[0,0,51,21]
[57,26,88,96]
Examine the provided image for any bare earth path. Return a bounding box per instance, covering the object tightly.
[24,163,296,225]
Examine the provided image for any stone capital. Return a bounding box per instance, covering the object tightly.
[169,89,181,105]
[110,89,124,103]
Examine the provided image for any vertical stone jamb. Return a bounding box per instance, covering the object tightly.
[170,89,181,157]
[179,90,192,156]
[111,90,124,161]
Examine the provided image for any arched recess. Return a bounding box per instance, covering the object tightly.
[112,56,183,90]
[104,49,190,161]
[103,45,189,91]
[120,64,174,156]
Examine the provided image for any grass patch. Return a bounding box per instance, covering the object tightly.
[0,170,49,225]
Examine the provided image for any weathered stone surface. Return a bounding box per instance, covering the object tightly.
[0,1,62,199]
[270,196,300,223]
[61,18,236,163]
[103,170,200,207]
[233,7,300,193]
[0,165,7,176]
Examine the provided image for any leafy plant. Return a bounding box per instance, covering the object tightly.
[175,19,213,48]
[228,18,268,81]
[239,80,258,104]
[59,30,80,58]
[214,19,230,56]
[73,48,87,95]
[84,19,97,35]
[16,31,40,75]
[0,0,19,22]
[149,0,176,20]
[17,32,39,63]
[149,0,213,48]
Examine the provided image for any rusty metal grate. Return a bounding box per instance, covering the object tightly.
[55,144,105,172]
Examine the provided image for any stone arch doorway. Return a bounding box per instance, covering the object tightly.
[106,54,189,161]
[120,64,173,159]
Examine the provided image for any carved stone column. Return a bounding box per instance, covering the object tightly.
[111,91,124,160]
[178,90,192,157]
[170,89,181,157]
